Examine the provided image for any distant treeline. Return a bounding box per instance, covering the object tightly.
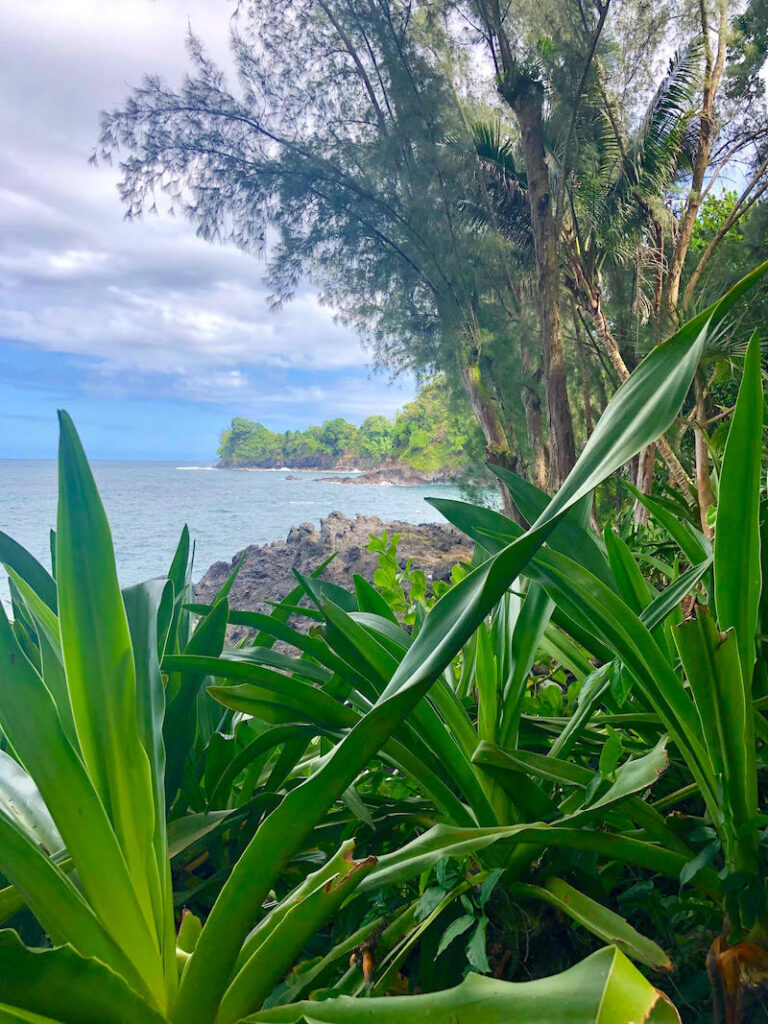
[217,379,474,471]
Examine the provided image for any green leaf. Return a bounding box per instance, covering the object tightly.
[499,583,554,749]
[0,751,63,859]
[604,530,653,614]
[163,597,228,805]
[245,947,681,1022]
[579,738,668,818]
[165,526,192,655]
[353,574,399,623]
[166,809,242,860]
[177,910,202,955]
[639,558,712,631]
[598,725,624,779]
[680,841,719,888]
[627,487,711,565]
[478,868,504,908]
[491,468,614,591]
[674,610,758,875]
[507,879,671,970]
[0,809,144,993]
[474,624,498,745]
[435,914,475,957]
[465,917,490,974]
[0,602,163,1001]
[123,579,176,1003]
[361,821,721,898]
[714,330,763,682]
[0,930,166,1024]
[55,412,160,969]
[0,533,57,613]
[4,570,77,748]
[218,852,377,1023]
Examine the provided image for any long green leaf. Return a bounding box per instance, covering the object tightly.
[123,580,176,1006]
[0,930,166,1024]
[491,468,614,590]
[0,751,63,859]
[714,330,763,682]
[0,603,163,1000]
[219,854,377,1022]
[0,811,145,994]
[0,534,57,613]
[507,878,671,970]
[246,946,680,1023]
[361,821,721,897]
[55,413,160,959]
[4,570,77,748]
[674,611,757,874]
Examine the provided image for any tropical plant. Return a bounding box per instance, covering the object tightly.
[186,264,767,1019]
[171,265,764,1018]
[431,334,768,1020]
[0,420,674,1024]
[0,264,764,1021]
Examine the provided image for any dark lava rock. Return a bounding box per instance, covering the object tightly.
[319,466,459,486]
[194,511,471,618]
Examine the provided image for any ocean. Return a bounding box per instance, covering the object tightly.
[0,460,466,610]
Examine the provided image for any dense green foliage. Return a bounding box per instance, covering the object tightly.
[0,270,766,1022]
[14,0,768,1016]
[98,0,768,512]
[217,379,477,474]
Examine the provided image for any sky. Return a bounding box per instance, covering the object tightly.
[0,0,415,460]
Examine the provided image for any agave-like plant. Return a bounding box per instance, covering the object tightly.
[0,424,673,1024]
[0,264,763,1021]
[172,265,766,1015]
[432,334,768,1021]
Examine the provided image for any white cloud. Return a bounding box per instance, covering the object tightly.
[0,0,377,397]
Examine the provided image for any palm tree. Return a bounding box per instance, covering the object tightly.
[467,44,703,503]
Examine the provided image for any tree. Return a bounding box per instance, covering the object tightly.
[318,418,357,460]
[357,415,394,463]
[97,0,525,511]
[218,419,281,466]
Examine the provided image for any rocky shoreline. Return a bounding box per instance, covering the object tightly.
[317,466,459,486]
[218,463,460,486]
[195,511,471,621]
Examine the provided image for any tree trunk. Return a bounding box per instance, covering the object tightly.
[634,444,656,525]
[520,341,548,489]
[571,306,594,439]
[523,386,547,490]
[460,361,524,523]
[694,374,716,537]
[500,77,576,488]
[585,289,693,494]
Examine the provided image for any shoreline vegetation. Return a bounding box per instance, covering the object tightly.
[216,378,476,486]
[221,464,461,485]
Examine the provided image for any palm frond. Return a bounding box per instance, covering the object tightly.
[468,118,533,252]
[626,39,704,196]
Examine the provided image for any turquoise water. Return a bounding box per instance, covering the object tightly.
[0,460,465,610]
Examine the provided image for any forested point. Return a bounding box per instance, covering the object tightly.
[217,379,476,472]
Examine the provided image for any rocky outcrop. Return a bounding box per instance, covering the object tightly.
[194,511,471,616]
[318,465,460,486]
